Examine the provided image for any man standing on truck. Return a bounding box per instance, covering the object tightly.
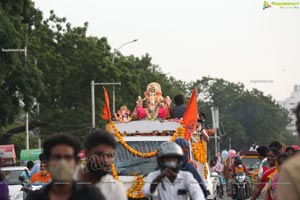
[142,142,205,200]
[171,94,186,119]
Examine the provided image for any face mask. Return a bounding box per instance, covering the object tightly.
[164,161,177,168]
[48,160,75,182]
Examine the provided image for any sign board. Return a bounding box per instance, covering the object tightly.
[20,149,42,165]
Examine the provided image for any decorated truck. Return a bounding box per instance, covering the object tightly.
[104,82,218,199]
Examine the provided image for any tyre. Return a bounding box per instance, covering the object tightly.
[237,188,244,200]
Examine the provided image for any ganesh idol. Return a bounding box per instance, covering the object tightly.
[132,82,172,120]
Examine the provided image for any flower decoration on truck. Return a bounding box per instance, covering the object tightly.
[127,175,145,199]
[107,121,185,157]
[191,140,207,164]
[111,163,145,199]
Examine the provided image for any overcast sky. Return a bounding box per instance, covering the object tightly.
[33,0,300,101]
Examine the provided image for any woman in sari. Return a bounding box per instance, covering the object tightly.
[266,153,290,200]
[257,148,280,200]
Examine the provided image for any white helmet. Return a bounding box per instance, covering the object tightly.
[157,142,184,171]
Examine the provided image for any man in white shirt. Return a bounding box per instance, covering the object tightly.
[142,142,205,200]
[251,145,268,200]
[256,146,268,179]
[77,130,127,200]
[249,142,258,151]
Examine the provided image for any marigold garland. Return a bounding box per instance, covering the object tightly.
[204,164,208,179]
[179,127,185,138]
[191,140,207,164]
[127,175,145,199]
[191,140,208,178]
[107,121,184,157]
[111,163,119,180]
[111,163,144,199]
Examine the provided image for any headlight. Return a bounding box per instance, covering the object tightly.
[236,175,245,183]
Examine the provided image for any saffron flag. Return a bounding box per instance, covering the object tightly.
[183,88,198,141]
[101,87,111,121]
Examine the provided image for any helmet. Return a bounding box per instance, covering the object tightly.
[157,142,184,171]
[234,156,242,165]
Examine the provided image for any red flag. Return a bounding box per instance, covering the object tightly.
[183,88,198,141]
[101,87,111,121]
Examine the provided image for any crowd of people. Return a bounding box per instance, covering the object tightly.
[209,141,298,200]
[0,130,211,200]
[207,103,300,200]
[0,101,300,200]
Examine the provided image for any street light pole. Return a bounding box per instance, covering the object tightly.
[91,81,121,128]
[23,46,30,150]
[112,39,138,64]
[211,107,219,156]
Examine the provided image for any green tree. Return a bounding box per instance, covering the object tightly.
[193,77,290,152]
[0,0,44,128]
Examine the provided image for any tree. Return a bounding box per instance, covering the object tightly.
[2,7,187,137]
[0,0,44,128]
[193,77,290,151]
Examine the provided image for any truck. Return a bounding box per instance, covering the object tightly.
[106,120,218,199]
[104,82,217,199]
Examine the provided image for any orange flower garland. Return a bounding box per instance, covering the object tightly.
[111,163,119,180]
[204,164,208,179]
[191,140,207,164]
[192,140,208,178]
[179,127,185,138]
[107,121,184,157]
[127,175,145,199]
[112,163,145,199]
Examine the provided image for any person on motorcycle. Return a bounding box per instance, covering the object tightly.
[228,156,251,197]
[142,142,205,200]
[213,156,224,198]
[231,156,250,175]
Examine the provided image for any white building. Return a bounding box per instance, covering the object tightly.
[278,85,300,135]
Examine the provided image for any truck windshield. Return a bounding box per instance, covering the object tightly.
[115,141,165,176]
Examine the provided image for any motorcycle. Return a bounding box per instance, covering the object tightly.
[231,172,250,200]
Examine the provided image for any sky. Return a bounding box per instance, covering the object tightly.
[33,0,300,101]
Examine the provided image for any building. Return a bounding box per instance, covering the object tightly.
[278,85,300,135]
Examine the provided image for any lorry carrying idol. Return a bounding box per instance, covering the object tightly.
[103,82,218,199]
